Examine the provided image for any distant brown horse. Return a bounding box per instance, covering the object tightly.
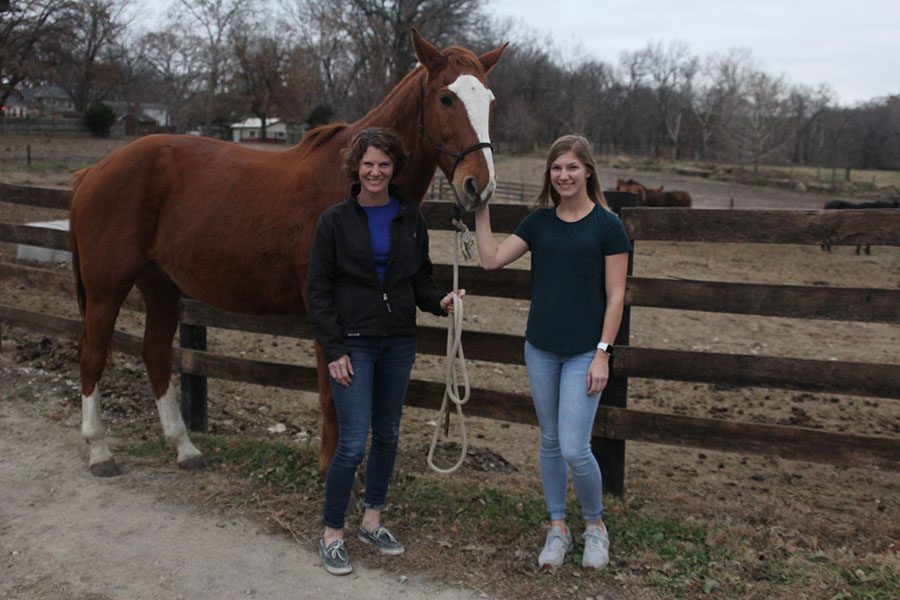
[616,178,692,207]
[821,199,899,254]
[69,29,507,477]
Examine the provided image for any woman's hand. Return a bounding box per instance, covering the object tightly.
[328,354,354,387]
[586,351,610,395]
[440,289,466,313]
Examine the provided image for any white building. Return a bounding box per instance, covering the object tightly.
[230,117,288,143]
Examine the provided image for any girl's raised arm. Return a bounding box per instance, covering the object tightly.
[474,205,529,270]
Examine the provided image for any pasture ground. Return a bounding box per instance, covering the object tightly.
[1,135,899,599]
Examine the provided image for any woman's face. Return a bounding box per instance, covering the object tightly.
[550,151,590,201]
[358,146,394,197]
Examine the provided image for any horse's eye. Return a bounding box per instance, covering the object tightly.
[440,95,453,107]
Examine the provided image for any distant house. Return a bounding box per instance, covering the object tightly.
[106,102,171,135]
[31,86,76,116]
[3,86,76,118]
[230,117,288,143]
[3,93,30,118]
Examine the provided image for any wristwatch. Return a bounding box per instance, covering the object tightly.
[596,342,614,356]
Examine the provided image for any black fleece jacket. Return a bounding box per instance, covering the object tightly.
[306,184,446,362]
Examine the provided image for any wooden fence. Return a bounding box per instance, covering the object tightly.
[2,182,899,497]
[429,178,540,204]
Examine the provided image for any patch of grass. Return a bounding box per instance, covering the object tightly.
[118,433,900,599]
[835,563,900,600]
[607,512,733,595]
[195,434,320,492]
[126,436,168,457]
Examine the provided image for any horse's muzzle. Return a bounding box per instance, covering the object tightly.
[455,176,494,212]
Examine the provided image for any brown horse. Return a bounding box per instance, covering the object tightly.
[69,29,507,477]
[615,178,692,207]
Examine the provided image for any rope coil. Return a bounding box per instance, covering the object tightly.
[427,216,473,474]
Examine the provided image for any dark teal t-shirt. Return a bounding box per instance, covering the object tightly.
[514,204,632,354]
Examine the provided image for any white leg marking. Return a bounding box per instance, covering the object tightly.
[448,74,497,200]
[82,388,114,466]
[155,385,202,463]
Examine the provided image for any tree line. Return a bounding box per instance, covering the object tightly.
[2,0,898,169]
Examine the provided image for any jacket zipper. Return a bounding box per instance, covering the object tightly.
[381,204,406,319]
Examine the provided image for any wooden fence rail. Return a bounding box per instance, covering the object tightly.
[2,183,900,495]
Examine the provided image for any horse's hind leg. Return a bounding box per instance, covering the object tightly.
[80,293,129,477]
[315,343,337,477]
[136,271,205,470]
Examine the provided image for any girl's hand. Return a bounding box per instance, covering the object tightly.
[440,289,466,313]
[328,354,354,387]
[586,352,610,395]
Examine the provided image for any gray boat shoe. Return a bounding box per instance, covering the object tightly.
[319,537,353,575]
[357,525,405,555]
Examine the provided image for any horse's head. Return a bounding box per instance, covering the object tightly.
[412,29,507,212]
[616,178,645,203]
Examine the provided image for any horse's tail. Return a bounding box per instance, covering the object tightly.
[70,168,89,320]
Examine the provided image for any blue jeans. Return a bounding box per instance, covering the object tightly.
[524,340,603,522]
[322,336,416,530]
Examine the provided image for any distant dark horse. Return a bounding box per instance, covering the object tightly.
[616,178,692,207]
[69,29,508,477]
[821,199,900,254]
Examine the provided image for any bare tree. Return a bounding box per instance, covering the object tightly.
[627,40,698,159]
[52,0,131,111]
[281,0,487,119]
[692,48,755,160]
[0,0,74,107]
[730,71,791,173]
[137,27,204,130]
[231,25,288,140]
[788,83,833,165]
[175,0,255,134]
[490,37,565,152]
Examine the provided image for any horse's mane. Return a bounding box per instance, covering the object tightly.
[442,47,484,73]
[292,123,348,159]
[71,167,91,192]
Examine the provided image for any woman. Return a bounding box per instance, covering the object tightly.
[307,127,464,576]
[473,135,630,570]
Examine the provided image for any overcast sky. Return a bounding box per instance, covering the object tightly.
[132,0,898,105]
[490,0,899,104]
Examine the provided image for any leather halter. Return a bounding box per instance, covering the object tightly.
[418,81,493,178]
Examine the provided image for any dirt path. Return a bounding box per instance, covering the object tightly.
[0,355,487,600]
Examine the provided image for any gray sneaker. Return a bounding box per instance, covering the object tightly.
[538,526,573,569]
[357,525,405,555]
[582,524,610,569]
[319,538,352,575]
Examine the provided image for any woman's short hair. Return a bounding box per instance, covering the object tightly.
[341,127,407,181]
[537,134,609,209]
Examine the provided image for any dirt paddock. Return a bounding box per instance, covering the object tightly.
[1,135,898,599]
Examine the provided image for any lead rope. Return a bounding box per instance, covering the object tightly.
[427,213,474,474]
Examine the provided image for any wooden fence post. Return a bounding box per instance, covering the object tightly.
[179,321,208,432]
[593,191,636,499]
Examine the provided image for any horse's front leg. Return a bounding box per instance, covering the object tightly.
[315,343,338,477]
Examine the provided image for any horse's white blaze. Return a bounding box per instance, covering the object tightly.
[448,74,496,200]
[155,385,202,462]
[82,388,113,465]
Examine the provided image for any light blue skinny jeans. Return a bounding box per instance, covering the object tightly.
[524,340,603,522]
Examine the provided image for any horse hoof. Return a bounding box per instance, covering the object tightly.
[178,455,207,471]
[89,459,122,477]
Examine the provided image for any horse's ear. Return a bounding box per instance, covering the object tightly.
[479,42,509,75]
[410,28,446,72]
